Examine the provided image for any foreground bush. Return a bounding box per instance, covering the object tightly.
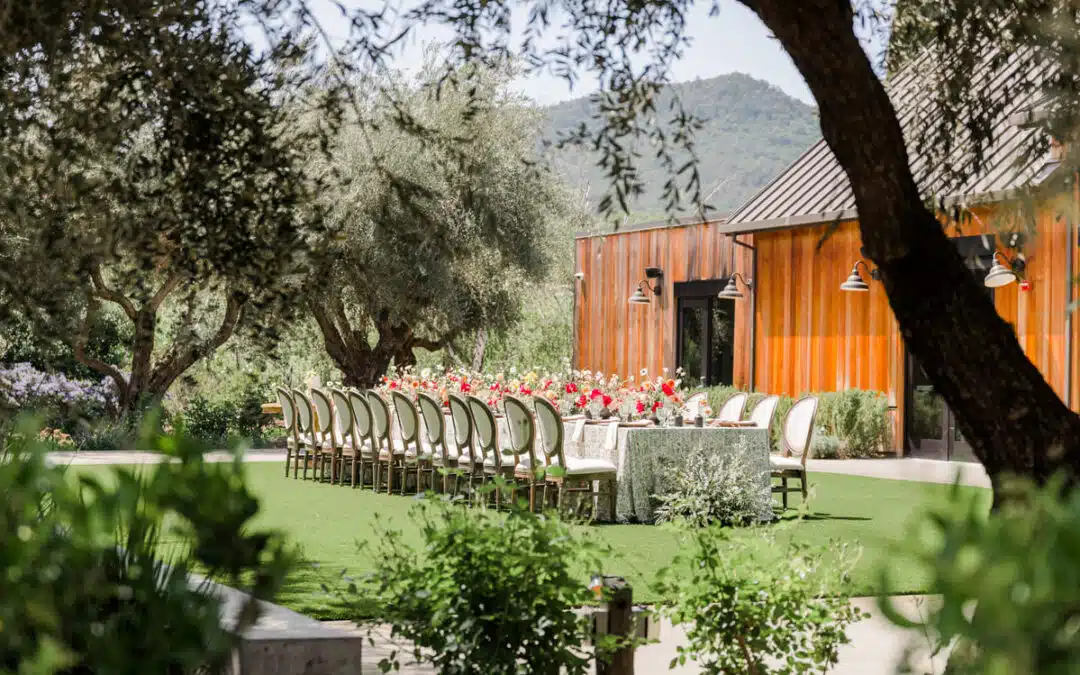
[357,502,597,675]
[883,476,1080,675]
[0,417,292,674]
[655,527,865,674]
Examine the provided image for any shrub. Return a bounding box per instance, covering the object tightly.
[0,362,115,433]
[653,447,762,527]
[883,475,1080,675]
[357,503,595,675]
[655,527,867,674]
[0,416,292,674]
[181,394,235,447]
[809,431,842,459]
[817,390,889,458]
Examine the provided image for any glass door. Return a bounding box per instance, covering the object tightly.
[675,281,736,387]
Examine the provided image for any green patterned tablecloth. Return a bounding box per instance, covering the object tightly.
[561,423,773,523]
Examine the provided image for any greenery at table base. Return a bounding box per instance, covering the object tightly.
[653,446,764,527]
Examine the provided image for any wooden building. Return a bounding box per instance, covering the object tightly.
[572,64,1078,461]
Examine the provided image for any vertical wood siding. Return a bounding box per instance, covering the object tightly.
[574,208,1078,451]
[573,223,752,381]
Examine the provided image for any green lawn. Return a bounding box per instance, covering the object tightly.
[75,462,990,619]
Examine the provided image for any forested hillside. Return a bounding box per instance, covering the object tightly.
[543,72,819,221]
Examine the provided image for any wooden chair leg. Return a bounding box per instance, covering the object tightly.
[301,450,310,480]
[782,477,789,510]
[800,474,808,500]
[284,448,292,477]
[608,479,617,523]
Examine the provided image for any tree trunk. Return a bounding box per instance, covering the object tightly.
[471,327,488,372]
[742,0,1080,488]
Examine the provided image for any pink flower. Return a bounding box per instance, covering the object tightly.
[589,388,603,400]
[565,382,578,394]
[635,400,645,414]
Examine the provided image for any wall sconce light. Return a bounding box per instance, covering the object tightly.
[717,272,753,300]
[840,260,880,292]
[985,251,1026,288]
[628,266,663,305]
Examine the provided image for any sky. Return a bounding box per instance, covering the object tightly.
[296,0,887,108]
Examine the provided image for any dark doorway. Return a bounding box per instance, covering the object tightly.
[675,280,736,387]
[904,235,998,462]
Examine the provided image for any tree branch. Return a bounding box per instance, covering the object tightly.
[146,270,183,313]
[71,299,127,396]
[89,265,137,321]
[147,292,244,395]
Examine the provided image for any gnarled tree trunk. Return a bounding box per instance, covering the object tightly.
[741,0,1080,493]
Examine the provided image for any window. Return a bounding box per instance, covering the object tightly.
[675,280,736,387]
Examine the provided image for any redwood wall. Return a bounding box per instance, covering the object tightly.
[573,222,753,381]
[574,208,1079,451]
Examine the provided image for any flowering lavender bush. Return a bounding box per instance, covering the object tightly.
[0,362,116,432]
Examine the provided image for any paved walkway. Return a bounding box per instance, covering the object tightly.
[327,595,948,674]
[808,457,990,489]
[50,450,991,491]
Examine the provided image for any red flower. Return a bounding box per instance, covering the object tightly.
[460,381,472,393]
[577,394,588,408]
[542,379,553,390]
[490,382,500,391]
[519,384,532,395]
[635,400,645,414]
[602,394,613,407]
[651,400,662,412]
[661,380,675,397]
[589,388,603,400]
[389,381,398,390]
[565,382,578,394]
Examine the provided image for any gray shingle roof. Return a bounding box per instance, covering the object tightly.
[727,50,1054,229]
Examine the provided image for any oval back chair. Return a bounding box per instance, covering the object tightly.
[717,391,749,422]
[771,395,818,510]
[291,389,316,480]
[748,395,781,437]
[331,388,355,486]
[310,388,336,482]
[277,387,298,477]
[417,392,453,493]
[347,389,375,488]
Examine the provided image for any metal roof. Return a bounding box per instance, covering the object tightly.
[728,49,1054,229]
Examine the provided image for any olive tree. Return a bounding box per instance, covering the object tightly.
[0,2,319,417]
[306,60,583,387]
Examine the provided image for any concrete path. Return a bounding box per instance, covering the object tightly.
[45,449,287,466]
[327,595,948,674]
[808,457,990,489]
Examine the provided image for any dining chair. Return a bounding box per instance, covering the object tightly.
[310,388,338,483]
[276,387,300,478]
[683,391,708,419]
[367,389,403,494]
[770,395,818,509]
[503,395,543,511]
[532,395,618,522]
[391,390,427,495]
[447,393,482,497]
[291,388,318,481]
[331,388,357,487]
[717,391,749,422]
[346,389,376,488]
[417,391,455,493]
[748,394,781,437]
[466,395,515,509]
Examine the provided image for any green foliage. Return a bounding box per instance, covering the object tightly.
[0,416,293,674]
[809,433,843,460]
[881,476,1080,675]
[816,390,890,458]
[356,502,595,675]
[653,447,762,527]
[0,308,129,383]
[655,527,866,674]
[546,73,819,216]
[307,57,589,385]
[178,380,272,449]
[910,388,944,441]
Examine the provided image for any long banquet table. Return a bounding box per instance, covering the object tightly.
[262,401,772,523]
[557,421,772,523]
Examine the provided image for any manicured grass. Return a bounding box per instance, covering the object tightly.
[74,462,990,619]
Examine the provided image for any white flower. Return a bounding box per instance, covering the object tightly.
[640,368,648,376]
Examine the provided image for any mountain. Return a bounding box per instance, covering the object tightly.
[541,72,820,221]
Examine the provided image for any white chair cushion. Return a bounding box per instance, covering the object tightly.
[770,455,805,472]
[563,457,617,476]
[287,434,316,448]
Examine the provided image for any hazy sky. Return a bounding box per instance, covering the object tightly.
[299,0,888,107]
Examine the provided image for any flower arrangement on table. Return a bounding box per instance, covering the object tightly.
[377,365,690,422]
